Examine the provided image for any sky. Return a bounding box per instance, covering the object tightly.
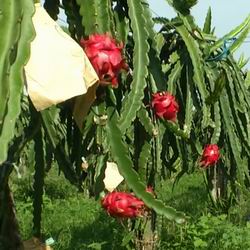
[148,0,250,69]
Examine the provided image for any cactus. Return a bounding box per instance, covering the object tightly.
[1,0,250,248]
[0,0,35,164]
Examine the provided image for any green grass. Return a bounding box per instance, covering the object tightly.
[158,172,209,217]
[16,196,125,250]
[10,167,250,249]
[11,167,125,250]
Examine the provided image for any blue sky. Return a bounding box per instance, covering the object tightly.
[148,0,250,69]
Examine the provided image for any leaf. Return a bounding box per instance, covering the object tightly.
[87,242,108,250]
[106,105,186,223]
[119,0,150,133]
[167,60,182,94]
[167,0,197,15]
[97,0,113,34]
[163,51,180,74]
[76,0,98,35]
[76,0,113,35]
[184,66,194,138]
[203,7,212,34]
[155,122,165,180]
[209,15,250,54]
[211,103,221,144]
[31,109,45,237]
[62,0,82,40]
[94,154,106,195]
[245,71,250,89]
[175,23,210,128]
[152,17,169,25]
[0,0,35,164]
[41,109,79,185]
[219,90,247,185]
[206,70,226,105]
[228,57,250,109]
[162,119,189,140]
[138,140,152,178]
[237,54,249,70]
[142,1,166,90]
[230,22,250,54]
[137,106,155,136]
[121,231,134,247]
[222,63,250,153]
[43,0,60,20]
[113,2,129,43]
[194,238,208,248]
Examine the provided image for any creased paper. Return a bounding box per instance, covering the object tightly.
[103,162,124,192]
[73,83,98,129]
[23,237,53,250]
[25,4,99,111]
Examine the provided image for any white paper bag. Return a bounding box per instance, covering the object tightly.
[25,4,99,111]
[103,162,124,192]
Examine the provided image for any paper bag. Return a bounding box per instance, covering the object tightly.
[23,237,53,250]
[73,83,98,129]
[25,4,99,111]
[103,162,124,192]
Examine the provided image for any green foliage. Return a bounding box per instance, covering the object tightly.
[13,170,250,249]
[152,5,250,207]
[1,0,250,247]
[119,0,150,133]
[43,0,60,20]
[106,103,186,223]
[32,109,45,238]
[76,0,113,36]
[167,0,198,15]
[206,70,226,105]
[209,14,250,54]
[13,167,125,250]
[41,108,79,185]
[245,71,250,89]
[62,0,82,40]
[161,214,250,250]
[0,0,35,164]
[175,20,210,128]
[203,7,212,34]
[237,54,249,70]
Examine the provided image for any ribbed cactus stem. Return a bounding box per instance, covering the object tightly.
[33,128,45,238]
[31,108,45,238]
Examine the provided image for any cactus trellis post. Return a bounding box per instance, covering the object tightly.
[0,0,250,249]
